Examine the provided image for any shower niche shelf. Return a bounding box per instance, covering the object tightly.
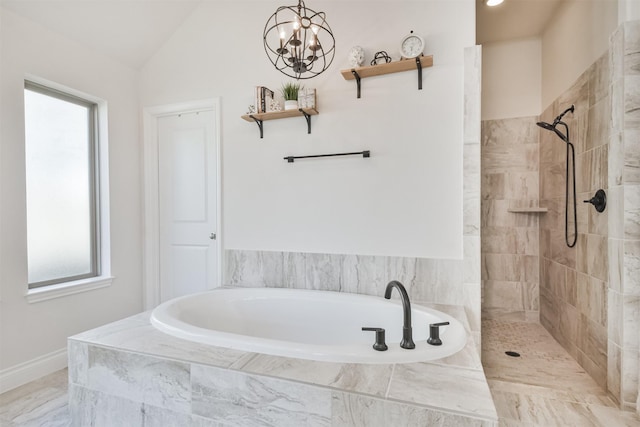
[241,108,318,139]
[507,207,548,214]
[340,55,434,98]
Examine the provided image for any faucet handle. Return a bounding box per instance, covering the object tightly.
[362,327,388,351]
[427,322,450,346]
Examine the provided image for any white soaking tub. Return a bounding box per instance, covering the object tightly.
[151,287,467,364]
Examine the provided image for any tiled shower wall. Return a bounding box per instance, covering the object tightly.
[538,51,610,390]
[610,22,640,411]
[481,118,540,321]
[479,21,640,409]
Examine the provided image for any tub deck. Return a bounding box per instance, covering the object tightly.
[68,300,498,426]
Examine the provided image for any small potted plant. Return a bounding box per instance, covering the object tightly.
[281,82,302,111]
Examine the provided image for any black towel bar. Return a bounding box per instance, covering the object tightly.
[284,150,370,163]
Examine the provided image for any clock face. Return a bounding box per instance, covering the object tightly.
[401,34,423,59]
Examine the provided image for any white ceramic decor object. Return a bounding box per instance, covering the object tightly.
[348,46,365,67]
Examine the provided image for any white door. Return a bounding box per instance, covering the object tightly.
[157,110,217,302]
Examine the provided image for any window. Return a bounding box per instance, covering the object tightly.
[24,81,100,289]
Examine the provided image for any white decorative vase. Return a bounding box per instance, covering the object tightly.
[284,100,299,111]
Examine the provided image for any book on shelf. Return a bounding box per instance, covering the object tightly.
[255,86,276,113]
[298,88,316,109]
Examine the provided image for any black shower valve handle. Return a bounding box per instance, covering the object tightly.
[427,321,450,346]
[362,327,388,351]
[583,189,607,213]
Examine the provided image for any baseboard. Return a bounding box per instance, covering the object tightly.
[0,347,67,394]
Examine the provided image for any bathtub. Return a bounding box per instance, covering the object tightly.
[150,288,467,364]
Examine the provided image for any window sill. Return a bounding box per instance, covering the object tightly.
[25,276,114,304]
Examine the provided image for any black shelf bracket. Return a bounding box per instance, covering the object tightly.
[299,109,312,134]
[249,110,313,138]
[284,150,370,163]
[351,70,362,99]
[249,115,264,139]
[416,57,423,90]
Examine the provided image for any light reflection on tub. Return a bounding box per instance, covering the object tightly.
[150,288,467,364]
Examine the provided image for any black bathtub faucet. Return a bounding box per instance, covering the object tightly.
[384,281,415,349]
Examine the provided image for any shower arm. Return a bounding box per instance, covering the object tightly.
[554,106,575,125]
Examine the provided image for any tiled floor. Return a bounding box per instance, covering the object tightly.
[483,318,640,426]
[2,321,640,426]
[0,369,69,426]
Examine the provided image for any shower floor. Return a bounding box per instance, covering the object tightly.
[482,318,640,426]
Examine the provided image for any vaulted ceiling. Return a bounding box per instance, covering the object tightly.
[1,0,563,70]
[0,0,201,69]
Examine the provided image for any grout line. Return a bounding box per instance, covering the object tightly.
[384,364,396,398]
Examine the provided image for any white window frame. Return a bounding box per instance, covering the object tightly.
[24,77,112,303]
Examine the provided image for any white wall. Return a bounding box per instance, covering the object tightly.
[541,0,617,109]
[0,9,143,372]
[139,0,475,259]
[481,37,541,120]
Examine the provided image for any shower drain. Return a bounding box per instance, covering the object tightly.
[505,351,521,357]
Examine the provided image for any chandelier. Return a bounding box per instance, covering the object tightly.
[263,0,335,80]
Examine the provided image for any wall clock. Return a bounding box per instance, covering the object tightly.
[400,31,424,59]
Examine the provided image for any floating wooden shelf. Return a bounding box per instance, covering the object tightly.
[507,207,548,213]
[241,108,318,122]
[340,55,434,98]
[241,108,318,139]
[341,55,433,80]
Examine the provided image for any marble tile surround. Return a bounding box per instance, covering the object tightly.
[224,249,480,337]
[610,21,640,413]
[537,51,611,393]
[481,117,541,322]
[67,304,497,426]
[464,45,483,349]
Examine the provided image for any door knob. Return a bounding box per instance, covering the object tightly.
[209,233,216,240]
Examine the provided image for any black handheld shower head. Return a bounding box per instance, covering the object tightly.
[534,105,577,248]
[536,121,555,131]
[536,105,574,144]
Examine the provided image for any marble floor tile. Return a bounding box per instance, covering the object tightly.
[0,369,69,426]
[491,389,640,427]
[487,380,616,408]
[483,319,640,426]
[483,319,605,394]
